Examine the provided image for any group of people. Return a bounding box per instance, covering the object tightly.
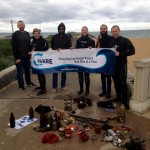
[12,20,135,110]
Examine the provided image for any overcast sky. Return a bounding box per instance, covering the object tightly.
[0,0,150,33]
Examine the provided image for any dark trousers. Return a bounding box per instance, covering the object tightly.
[16,56,31,88]
[52,73,66,89]
[112,64,128,105]
[37,74,46,91]
[101,74,111,94]
[78,72,90,92]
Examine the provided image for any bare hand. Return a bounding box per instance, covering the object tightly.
[116,51,120,56]
[32,47,35,51]
[16,59,21,64]
[28,52,32,55]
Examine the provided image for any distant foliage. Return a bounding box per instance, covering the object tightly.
[46,35,53,47]
[0,39,14,71]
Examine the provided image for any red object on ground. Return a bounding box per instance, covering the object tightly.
[42,133,59,144]
[79,131,89,142]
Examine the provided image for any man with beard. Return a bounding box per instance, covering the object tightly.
[97,24,113,98]
[76,26,95,97]
[51,23,72,93]
[12,20,35,91]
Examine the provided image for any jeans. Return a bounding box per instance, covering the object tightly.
[52,73,66,89]
[16,56,31,88]
[101,74,111,94]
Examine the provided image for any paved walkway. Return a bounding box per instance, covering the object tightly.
[0,73,150,150]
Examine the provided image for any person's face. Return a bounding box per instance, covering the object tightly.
[17,22,25,31]
[81,27,88,36]
[111,27,120,38]
[100,25,107,35]
[33,31,40,39]
[58,27,65,34]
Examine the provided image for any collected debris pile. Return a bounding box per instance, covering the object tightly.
[73,96,92,109]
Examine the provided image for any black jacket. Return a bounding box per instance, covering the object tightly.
[109,36,135,65]
[76,35,95,48]
[31,37,49,51]
[51,33,72,50]
[96,35,113,48]
[12,30,31,60]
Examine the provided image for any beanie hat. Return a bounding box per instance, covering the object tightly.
[58,22,65,31]
[33,28,41,34]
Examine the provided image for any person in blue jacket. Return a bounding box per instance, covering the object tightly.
[31,28,49,95]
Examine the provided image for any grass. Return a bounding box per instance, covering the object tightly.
[0,39,14,71]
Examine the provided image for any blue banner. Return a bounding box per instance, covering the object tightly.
[31,48,116,75]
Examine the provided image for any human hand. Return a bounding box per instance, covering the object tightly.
[116,51,119,56]
[28,52,32,55]
[32,47,35,51]
[16,59,21,64]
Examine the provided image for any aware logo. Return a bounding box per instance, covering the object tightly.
[33,52,53,67]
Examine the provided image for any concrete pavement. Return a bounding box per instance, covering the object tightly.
[0,73,150,150]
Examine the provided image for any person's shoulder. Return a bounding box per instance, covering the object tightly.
[120,36,131,42]
[12,30,19,35]
[52,33,59,38]
[76,37,81,42]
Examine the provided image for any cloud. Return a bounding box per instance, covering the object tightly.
[0,0,150,32]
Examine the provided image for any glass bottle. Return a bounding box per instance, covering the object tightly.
[29,107,34,119]
[10,112,15,128]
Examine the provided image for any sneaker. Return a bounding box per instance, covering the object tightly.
[78,89,83,95]
[28,82,36,87]
[62,87,68,91]
[20,87,26,91]
[99,92,106,97]
[35,86,41,90]
[52,89,57,93]
[105,93,111,99]
[37,90,46,96]
[85,91,89,97]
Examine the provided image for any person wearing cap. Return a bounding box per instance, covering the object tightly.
[31,28,49,95]
[51,22,72,93]
[12,20,35,91]
[76,26,95,97]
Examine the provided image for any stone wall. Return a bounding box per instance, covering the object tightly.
[0,65,16,89]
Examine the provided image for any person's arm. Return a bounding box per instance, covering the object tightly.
[119,38,135,56]
[40,39,49,51]
[12,32,19,60]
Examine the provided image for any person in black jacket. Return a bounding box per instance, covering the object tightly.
[96,24,113,98]
[31,28,49,95]
[12,20,35,91]
[109,25,135,110]
[51,23,72,93]
[76,26,95,97]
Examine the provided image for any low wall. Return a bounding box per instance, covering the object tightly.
[0,65,17,89]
